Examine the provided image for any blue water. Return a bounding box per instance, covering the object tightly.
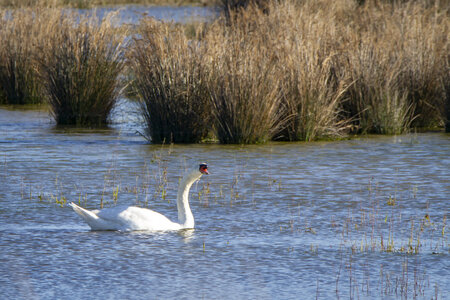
[81,5,218,25]
[0,103,449,299]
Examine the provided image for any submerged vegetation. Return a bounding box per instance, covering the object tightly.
[0,0,448,137]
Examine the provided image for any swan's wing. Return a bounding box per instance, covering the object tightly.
[96,206,182,231]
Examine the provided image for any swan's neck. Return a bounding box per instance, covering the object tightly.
[177,171,201,228]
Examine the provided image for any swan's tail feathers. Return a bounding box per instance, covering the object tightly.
[68,202,99,224]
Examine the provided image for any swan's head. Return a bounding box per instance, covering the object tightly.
[182,163,209,184]
[199,163,209,175]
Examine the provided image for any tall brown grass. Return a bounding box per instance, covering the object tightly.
[0,9,43,104]
[205,9,285,143]
[128,19,211,143]
[343,1,448,133]
[35,11,126,126]
[203,1,353,142]
[127,0,448,141]
[218,0,448,137]
[1,0,448,137]
[264,1,354,140]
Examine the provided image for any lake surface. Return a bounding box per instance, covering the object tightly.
[0,102,449,300]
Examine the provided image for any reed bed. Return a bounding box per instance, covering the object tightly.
[204,10,285,143]
[343,1,449,133]
[0,7,126,125]
[1,0,448,137]
[228,0,447,137]
[36,11,126,126]
[0,9,43,104]
[128,20,211,143]
[260,1,353,141]
[203,0,447,141]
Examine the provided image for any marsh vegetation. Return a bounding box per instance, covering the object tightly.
[1,0,448,139]
[1,2,448,299]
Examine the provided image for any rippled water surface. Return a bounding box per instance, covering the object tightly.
[0,104,449,299]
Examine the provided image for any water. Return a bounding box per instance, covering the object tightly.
[80,5,218,25]
[0,102,449,299]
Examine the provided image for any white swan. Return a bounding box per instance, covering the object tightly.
[68,163,209,231]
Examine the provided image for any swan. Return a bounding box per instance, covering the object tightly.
[68,163,209,231]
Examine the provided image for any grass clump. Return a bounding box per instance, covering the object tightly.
[128,19,211,143]
[205,9,284,144]
[344,43,417,135]
[36,11,126,126]
[268,1,353,141]
[279,54,351,141]
[206,1,353,142]
[0,9,43,104]
[343,1,448,133]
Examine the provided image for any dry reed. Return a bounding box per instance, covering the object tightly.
[128,19,211,143]
[266,1,354,140]
[205,7,286,143]
[127,0,448,141]
[1,0,448,137]
[0,9,43,104]
[204,1,354,142]
[342,0,448,133]
[35,10,126,126]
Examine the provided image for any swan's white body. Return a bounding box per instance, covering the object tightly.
[68,165,207,231]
